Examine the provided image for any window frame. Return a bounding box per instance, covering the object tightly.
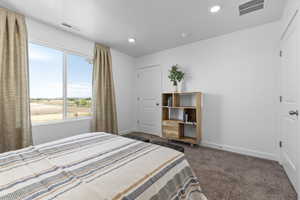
[29,40,93,126]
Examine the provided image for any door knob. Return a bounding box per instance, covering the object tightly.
[156,103,160,106]
[289,110,299,116]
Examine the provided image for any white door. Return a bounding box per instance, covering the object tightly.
[280,10,300,191]
[137,66,161,136]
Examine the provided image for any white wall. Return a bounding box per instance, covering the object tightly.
[27,18,136,145]
[135,22,281,161]
[111,49,136,135]
[33,119,91,145]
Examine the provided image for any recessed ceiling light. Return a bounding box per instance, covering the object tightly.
[210,5,221,13]
[128,38,136,44]
[181,33,190,38]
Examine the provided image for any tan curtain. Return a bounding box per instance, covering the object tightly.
[91,44,118,134]
[0,8,32,153]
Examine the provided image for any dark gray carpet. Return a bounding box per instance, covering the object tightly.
[128,132,297,200]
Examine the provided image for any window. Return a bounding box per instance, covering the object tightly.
[29,43,92,123]
[67,54,92,119]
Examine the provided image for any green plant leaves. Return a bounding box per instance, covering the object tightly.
[168,64,185,86]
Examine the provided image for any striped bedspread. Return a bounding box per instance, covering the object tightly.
[0,132,207,200]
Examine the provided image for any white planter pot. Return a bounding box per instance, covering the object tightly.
[177,81,183,92]
[172,85,178,92]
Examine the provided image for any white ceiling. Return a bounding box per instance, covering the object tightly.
[0,0,285,57]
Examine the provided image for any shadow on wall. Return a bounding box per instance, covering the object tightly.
[202,93,223,145]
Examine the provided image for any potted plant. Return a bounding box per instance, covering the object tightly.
[168,65,185,92]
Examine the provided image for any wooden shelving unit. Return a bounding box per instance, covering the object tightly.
[161,92,203,146]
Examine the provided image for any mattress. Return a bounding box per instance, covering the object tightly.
[0,132,207,200]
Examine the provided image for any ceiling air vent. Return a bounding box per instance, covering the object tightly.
[61,22,73,29]
[239,0,264,16]
[61,22,80,32]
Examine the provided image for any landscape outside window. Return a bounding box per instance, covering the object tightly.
[67,54,92,119]
[29,43,92,123]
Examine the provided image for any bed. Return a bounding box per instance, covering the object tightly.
[0,132,207,200]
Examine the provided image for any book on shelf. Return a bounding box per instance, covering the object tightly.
[183,111,189,122]
[167,96,172,107]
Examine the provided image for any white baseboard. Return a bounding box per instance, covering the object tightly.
[118,129,133,135]
[119,130,278,161]
[200,141,278,161]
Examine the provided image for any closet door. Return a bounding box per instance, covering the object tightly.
[280,10,300,191]
[136,66,162,136]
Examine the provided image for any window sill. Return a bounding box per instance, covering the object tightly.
[32,117,92,127]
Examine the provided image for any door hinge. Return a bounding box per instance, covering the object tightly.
[137,74,140,78]
[137,97,140,101]
[279,141,283,148]
[137,120,140,124]
[280,50,283,57]
[279,96,283,103]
